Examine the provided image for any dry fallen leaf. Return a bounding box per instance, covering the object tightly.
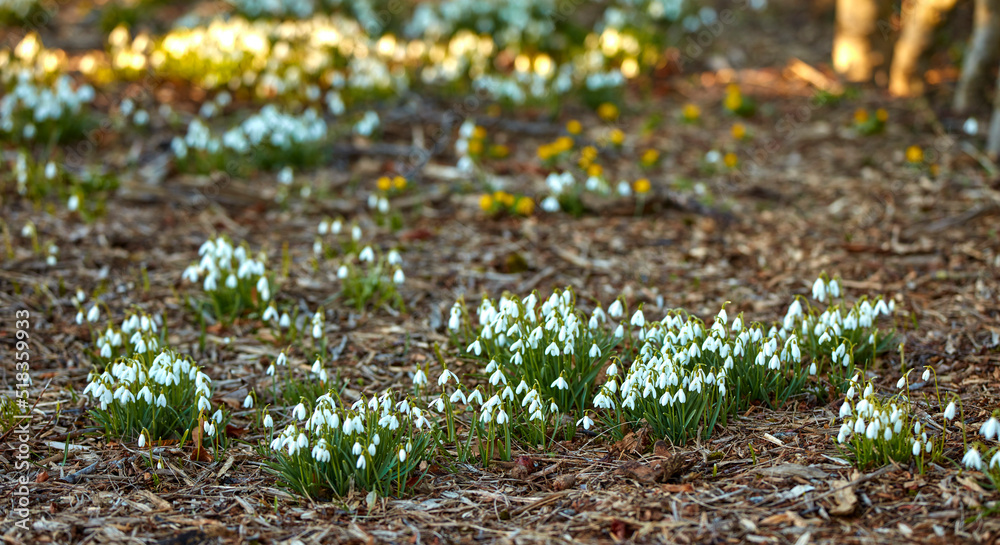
[190,416,214,463]
[828,479,858,516]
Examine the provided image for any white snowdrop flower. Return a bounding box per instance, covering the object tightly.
[203,273,218,292]
[352,442,363,456]
[225,274,237,289]
[138,433,146,448]
[896,376,906,389]
[630,309,645,328]
[963,447,983,470]
[944,401,957,421]
[438,369,457,387]
[854,417,866,434]
[413,368,428,386]
[589,343,601,358]
[68,194,79,211]
[812,277,827,302]
[608,299,624,319]
[991,451,1000,469]
[76,311,84,325]
[156,394,167,408]
[293,403,307,420]
[198,396,211,411]
[387,249,402,266]
[358,246,375,263]
[964,117,979,135]
[545,342,561,357]
[368,443,377,456]
[467,389,484,405]
[865,420,879,440]
[213,409,224,423]
[312,321,322,339]
[467,339,482,356]
[356,455,366,469]
[577,415,594,430]
[489,368,506,386]
[541,195,561,212]
[496,408,509,425]
[606,363,618,377]
[883,427,893,441]
[551,376,569,390]
[809,361,817,375]
[912,441,922,456]
[243,394,254,409]
[614,324,625,338]
[449,389,467,404]
[922,369,931,382]
[277,167,293,185]
[45,161,57,179]
[393,268,405,284]
[337,265,349,279]
[279,313,291,329]
[863,384,873,398]
[266,363,276,377]
[980,417,1000,441]
[399,448,407,463]
[204,421,216,437]
[351,225,362,241]
[828,279,841,298]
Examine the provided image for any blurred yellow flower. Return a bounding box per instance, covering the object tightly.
[597,102,619,121]
[633,178,651,194]
[554,136,574,153]
[376,176,391,191]
[494,190,515,207]
[587,164,603,177]
[723,152,739,168]
[392,176,406,190]
[566,119,582,135]
[640,149,659,167]
[854,108,869,124]
[489,144,509,158]
[581,146,598,160]
[473,126,487,140]
[468,139,483,155]
[906,145,923,164]
[724,91,743,112]
[515,196,534,216]
[479,194,494,212]
[682,103,700,122]
[876,108,888,123]
[610,129,625,146]
[731,123,746,140]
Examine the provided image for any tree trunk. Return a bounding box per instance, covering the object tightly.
[954,0,1000,113]
[889,0,960,96]
[833,0,891,82]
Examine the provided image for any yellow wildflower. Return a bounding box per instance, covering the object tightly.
[610,129,625,146]
[682,103,700,122]
[587,164,603,178]
[597,102,619,121]
[515,196,534,216]
[376,176,391,191]
[633,178,651,194]
[875,108,888,122]
[731,123,746,140]
[906,145,923,164]
[392,176,406,190]
[479,194,494,212]
[854,108,869,124]
[640,149,659,167]
[723,152,739,168]
[566,120,582,135]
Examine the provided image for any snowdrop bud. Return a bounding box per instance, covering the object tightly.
[896,376,905,389]
[138,433,146,448]
[87,305,100,323]
[944,401,957,421]
[76,311,84,325]
[608,299,623,319]
[399,448,407,462]
[980,417,1000,441]
[393,268,405,284]
[912,441,921,456]
[243,394,254,409]
[294,403,307,420]
[922,369,931,382]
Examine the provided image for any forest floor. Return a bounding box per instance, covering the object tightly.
[3,1,1000,544]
